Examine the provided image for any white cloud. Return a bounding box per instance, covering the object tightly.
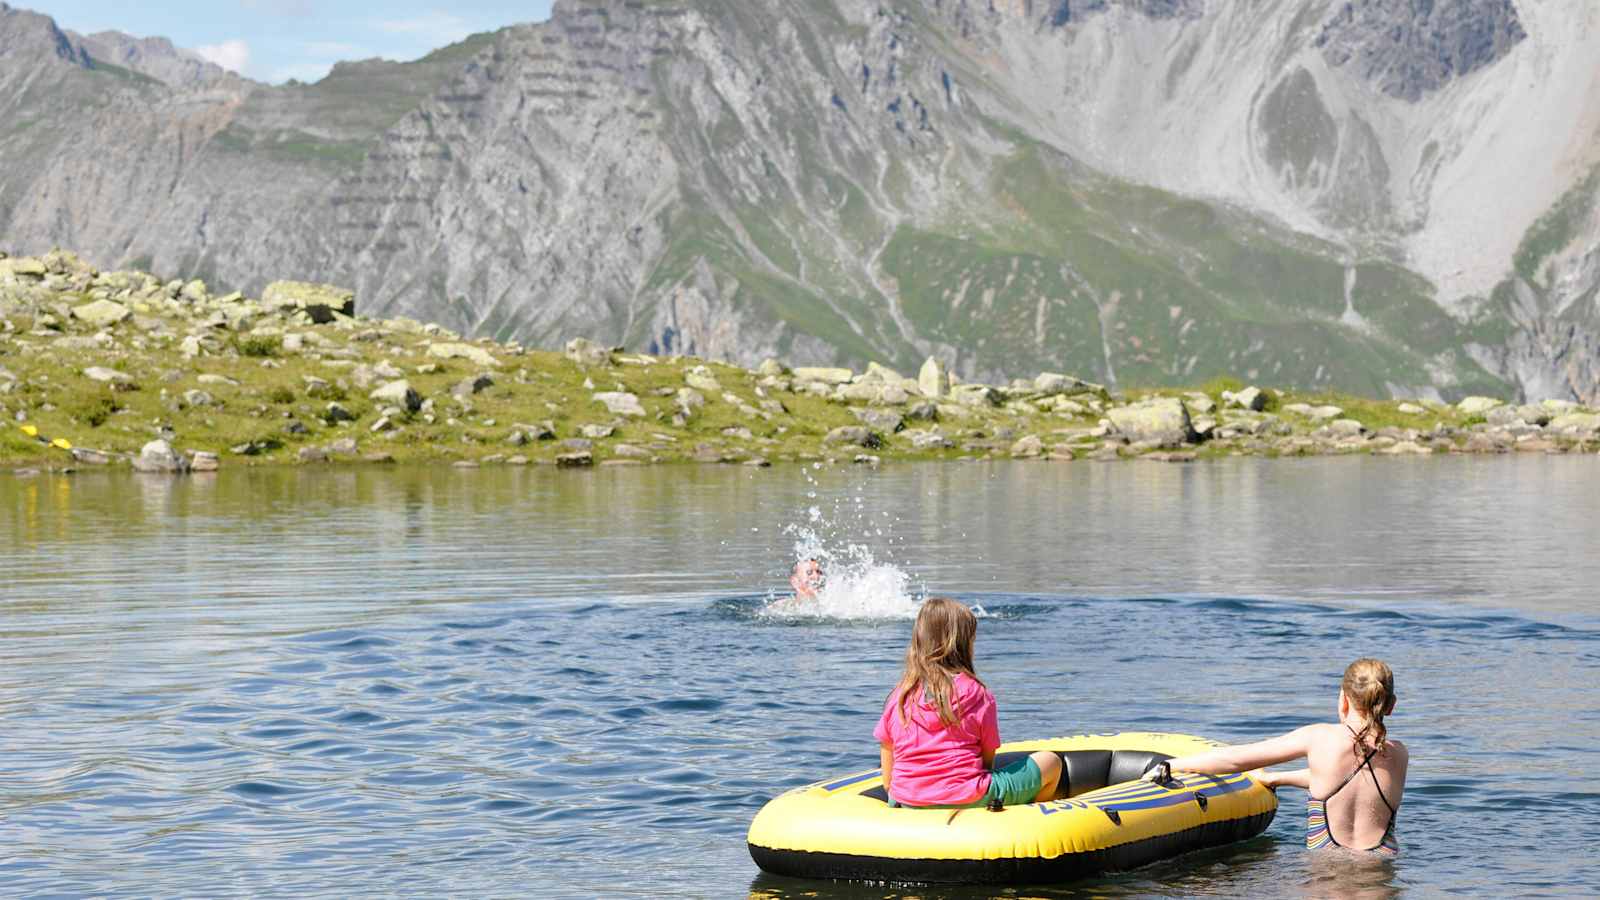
[195,39,251,74]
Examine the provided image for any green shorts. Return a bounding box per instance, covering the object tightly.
[983,755,1044,807]
[892,757,1043,809]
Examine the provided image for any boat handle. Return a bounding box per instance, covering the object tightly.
[1103,808,1122,826]
[1194,791,1208,811]
[1143,760,1180,789]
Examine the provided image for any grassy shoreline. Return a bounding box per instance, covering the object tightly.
[3,250,1597,473]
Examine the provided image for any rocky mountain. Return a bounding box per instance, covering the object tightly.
[2,0,1598,401]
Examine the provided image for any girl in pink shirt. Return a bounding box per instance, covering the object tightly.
[874,597,1062,808]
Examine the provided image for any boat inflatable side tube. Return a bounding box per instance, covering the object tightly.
[747,732,1279,886]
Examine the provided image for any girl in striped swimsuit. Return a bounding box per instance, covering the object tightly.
[1145,659,1407,856]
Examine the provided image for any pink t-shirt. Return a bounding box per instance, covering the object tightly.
[873,672,1000,807]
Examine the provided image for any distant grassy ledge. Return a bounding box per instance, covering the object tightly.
[2,250,1597,473]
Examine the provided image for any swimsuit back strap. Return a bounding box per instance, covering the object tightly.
[1366,763,1399,820]
[1312,745,1380,802]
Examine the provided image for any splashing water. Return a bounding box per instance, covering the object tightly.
[759,466,928,620]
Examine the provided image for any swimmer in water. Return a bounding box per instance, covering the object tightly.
[789,558,824,601]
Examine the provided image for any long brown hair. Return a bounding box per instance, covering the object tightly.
[893,597,983,726]
[1343,658,1395,756]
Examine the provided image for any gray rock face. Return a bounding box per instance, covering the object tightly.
[1039,0,1201,27]
[0,0,1593,403]
[1315,0,1527,102]
[71,30,234,90]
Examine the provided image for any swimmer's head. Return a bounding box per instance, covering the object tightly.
[790,558,824,599]
[1341,658,1395,754]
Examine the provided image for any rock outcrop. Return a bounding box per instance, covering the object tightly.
[0,1,1598,403]
[1315,0,1527,102]
[2,247,1598,471]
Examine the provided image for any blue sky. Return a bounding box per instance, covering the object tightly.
[31,1,554,84]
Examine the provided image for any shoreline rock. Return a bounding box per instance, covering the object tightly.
[4,250,1598,471]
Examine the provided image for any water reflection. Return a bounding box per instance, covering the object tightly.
[3,459,1599,896]
[7,457,1600,616]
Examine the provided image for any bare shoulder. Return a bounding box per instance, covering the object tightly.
[1300,722,1345,746]
[1386,738,1410,764]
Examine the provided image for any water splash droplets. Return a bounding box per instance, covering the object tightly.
[759,479,927,621]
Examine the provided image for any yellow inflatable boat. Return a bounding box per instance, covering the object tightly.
[748,732,1277,884]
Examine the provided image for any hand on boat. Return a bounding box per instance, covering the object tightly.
[1140,761,1176,787]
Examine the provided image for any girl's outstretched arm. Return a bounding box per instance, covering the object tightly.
[1259,768,1311,791]
[1160,726,1318,775]
[880,743,894,798]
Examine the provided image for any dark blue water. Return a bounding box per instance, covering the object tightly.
[3,459,1599,897]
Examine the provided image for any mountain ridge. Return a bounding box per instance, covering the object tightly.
[2,0,1598,402]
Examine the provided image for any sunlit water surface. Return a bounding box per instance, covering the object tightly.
[3,458,1598,897]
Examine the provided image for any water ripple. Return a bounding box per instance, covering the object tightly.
[6,463,1600,896]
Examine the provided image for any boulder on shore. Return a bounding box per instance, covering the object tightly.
[565,338,613,367]
[1010,434,1044,458]
[131,439,191,474]
[593,392,645,417]
[1223,386,1266,411]
[794,366,854,385]
[824,426,883,448]
[918,357,950,399]
[1034,373,1082,396]
[952,384,1001,407]
[72,299,131,327]
[370,379,422,413]
[261,281,355,324]
[83,366,131,384]
[428,342,501,368]
[853,408,905,433]
[860,362,904,383]
[684,366,721,393]
[1108,397,1196,446]
[1457,396,1502,415]
[1549,412,1600,436]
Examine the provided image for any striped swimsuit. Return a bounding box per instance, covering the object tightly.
[1306,740,1400,856]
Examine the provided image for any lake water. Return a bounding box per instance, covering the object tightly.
[3,458,1599,897]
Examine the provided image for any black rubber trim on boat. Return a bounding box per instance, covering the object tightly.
[748,810,1277,885]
